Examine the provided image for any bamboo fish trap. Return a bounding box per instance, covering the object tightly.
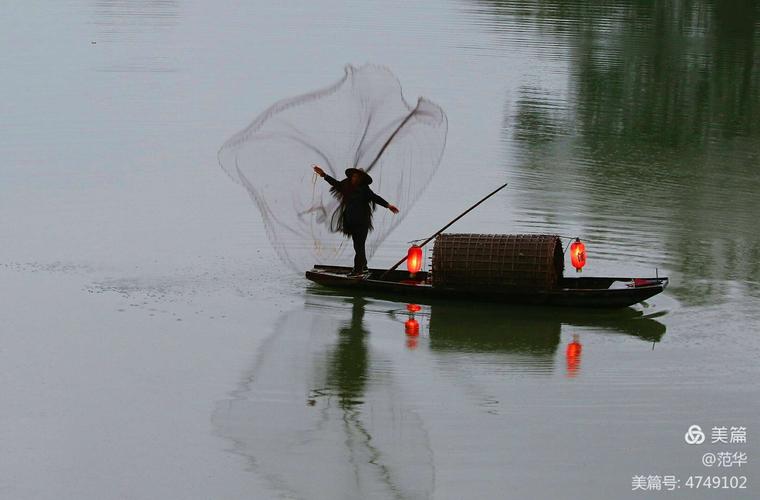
[431,234,564,291]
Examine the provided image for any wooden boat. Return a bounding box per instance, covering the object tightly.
[305,265,668,308]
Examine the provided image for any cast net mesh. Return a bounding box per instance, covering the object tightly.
[218,64,447,272]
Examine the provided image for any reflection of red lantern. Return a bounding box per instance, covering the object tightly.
[570,238,586,272]
[405,319,420,336]
[566,334,582,378]
[407,245,423,275]
[406,303,421,313]
[567,340,582,358]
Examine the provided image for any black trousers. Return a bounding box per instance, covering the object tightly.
[350,225,369,272]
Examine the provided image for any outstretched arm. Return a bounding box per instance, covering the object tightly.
[313,165,339,188]
[370,190,399,214]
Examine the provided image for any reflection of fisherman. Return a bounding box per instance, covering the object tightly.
[313,165,399,276]
[326,297,371,407]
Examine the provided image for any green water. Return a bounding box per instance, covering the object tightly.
[216,2,760,498]
[481,0,760,307]
[1,1,758,499]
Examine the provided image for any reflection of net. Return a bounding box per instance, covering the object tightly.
[212,306,435,499]
[218,64,447,271]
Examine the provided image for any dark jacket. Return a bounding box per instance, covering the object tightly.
[323,174,389,235]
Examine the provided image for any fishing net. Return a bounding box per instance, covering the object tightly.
[218,64,447,271]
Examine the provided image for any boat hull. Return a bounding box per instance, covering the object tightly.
[305,265,668,308]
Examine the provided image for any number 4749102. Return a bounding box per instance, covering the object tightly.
[684,476,747,489]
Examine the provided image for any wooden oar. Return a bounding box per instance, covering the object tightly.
[378,182,508,279]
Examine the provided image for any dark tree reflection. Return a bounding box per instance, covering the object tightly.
[469,0,760,304]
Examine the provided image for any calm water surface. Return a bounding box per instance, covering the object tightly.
[1,1,758,499]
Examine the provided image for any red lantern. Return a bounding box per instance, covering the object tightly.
[407,245,423,275]
[570,238,586,272]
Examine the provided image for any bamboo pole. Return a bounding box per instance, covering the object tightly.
[365,100,420,172]
[379,182,508,279]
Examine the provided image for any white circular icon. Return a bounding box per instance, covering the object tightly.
[684,424,706,445]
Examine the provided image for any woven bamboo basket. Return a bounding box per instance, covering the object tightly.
[431,234,564,291]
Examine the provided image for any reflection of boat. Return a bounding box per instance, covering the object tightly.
[424,301,667,351]
[400,300,665,378]
[306,265,669,308]
[426,302,561,355]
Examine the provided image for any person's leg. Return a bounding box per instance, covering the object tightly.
[351,226,369,273]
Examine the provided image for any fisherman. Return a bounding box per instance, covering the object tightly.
[313,165,399,277]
